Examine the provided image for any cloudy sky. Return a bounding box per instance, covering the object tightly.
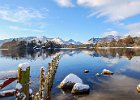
[0,0,140,42]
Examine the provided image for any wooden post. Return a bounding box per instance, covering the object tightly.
[17,64,30,100]
[39,67,45,99]
[44,55,60,100]
[48,63,51,73]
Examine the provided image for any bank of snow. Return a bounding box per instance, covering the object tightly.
[0,70,17,80]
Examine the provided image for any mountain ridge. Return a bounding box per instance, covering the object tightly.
[0,35,138,46]
[0,36,82,46]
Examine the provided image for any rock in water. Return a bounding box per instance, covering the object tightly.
[102,69,113,75]
[58,73,83,89]
[71,83,90,94]
[137,84,140,93]
[96,73,100,76]
[84,70,89,73]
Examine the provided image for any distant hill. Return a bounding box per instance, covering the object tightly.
[0,36,82,46]
[0,36,82,50]
[84,35,121,44]
[0,36,36,46]
[1,35,140,49]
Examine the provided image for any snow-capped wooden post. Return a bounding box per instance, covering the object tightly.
[17,63,30,100]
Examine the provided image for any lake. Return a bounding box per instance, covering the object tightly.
[0,48,140,100]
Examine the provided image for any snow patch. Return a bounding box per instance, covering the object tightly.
[16,83,22,90]
[29,89,33,94]
[96,73,100,76]
[0,89,15,96]
[72,83,90,94]
[18,63,30,71]
[59,73,83,89]
[102,69,113,75]
[0,70,17,80]
[61,73,83,84]
[51,38,65,44]
[73,83,89,91]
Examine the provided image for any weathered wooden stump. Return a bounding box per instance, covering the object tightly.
[17,63,30,100]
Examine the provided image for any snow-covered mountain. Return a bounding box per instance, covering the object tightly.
[0,36,82,46]
[102,35,121,42]
[84,35,121,44]
[0,36,36,46]
[66,39,82,45]
[84,38,100,44]
[51,37,65,44]
[31,36,51,43]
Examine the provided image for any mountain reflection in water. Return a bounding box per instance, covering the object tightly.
[0,48,140,100]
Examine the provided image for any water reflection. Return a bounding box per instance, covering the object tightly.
[0,49,61,60]
[77,74,140,100]
[0,48,140,100]
[1,48,140,60]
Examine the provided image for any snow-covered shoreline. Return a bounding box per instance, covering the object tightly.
[0,49,9,50]
[0,70,17,80]
[96,46,140,49]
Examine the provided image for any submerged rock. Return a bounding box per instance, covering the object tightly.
[102,69,113,75]
[84,70,89,73]
[71,83,90,94]
[137,84,140,93]
[58,73,83,89]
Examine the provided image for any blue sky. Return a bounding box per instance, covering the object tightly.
[0,0,140,42]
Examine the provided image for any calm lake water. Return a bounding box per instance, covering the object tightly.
[0,48,140,100]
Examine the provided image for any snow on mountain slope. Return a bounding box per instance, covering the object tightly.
[0,37,36,46]
[84,38,100,44]
[0,36,82,46]
[50,37,65,44]
[31,36,50,43]
[66,39,82,45]
[84,35,121,44]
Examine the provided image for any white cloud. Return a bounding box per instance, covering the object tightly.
[0,33,11,40]
[103,31,118,36]
[31,29,44,33]
[125,32,140,37]
[125,22,140,33]
[9,26,20,30]
[106,28,113,31]
[102,57,120,66]
[9,26,44,33]
[117,22,140,36]
[77,0,140,22]
[55,0,74,7]
[0,6,48,23]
